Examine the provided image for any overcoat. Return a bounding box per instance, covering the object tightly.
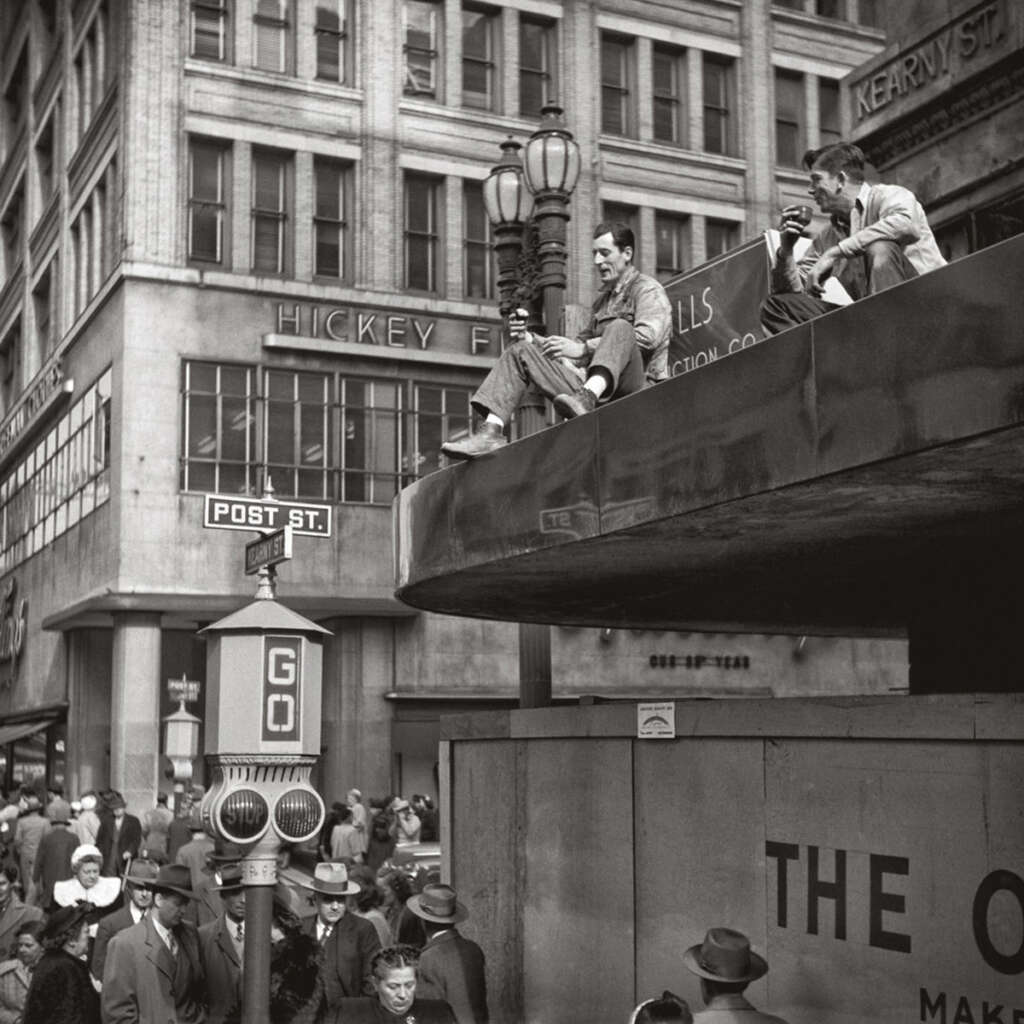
[416,929,489,1024]
[198,916,241,1024]
[300,912,381,1007]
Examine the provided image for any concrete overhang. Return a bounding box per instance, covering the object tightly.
[394,235,1024,635]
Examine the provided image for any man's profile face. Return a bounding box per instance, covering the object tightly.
[374,964,417,1015]
[808,165,848,215]
[154,891,188,928]
[592,232,632,285]
[317,893,347,925]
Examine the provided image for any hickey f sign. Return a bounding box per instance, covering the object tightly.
[275,302,501,356]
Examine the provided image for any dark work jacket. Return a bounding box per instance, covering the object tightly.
[416,929,489,1024]
[301,912,381,1008]
[23,950,100,1024]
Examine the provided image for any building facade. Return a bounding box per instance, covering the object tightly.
[0,0,891,811]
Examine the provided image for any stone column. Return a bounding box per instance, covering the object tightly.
[110,613,162,815]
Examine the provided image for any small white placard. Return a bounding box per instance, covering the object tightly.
[637,702,675,739]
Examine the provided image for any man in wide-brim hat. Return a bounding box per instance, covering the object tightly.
[683,927,790,1024]
[407,884,488,1024]
[101,864,206,1023]
[299,862,381,1009]
[199,863,247,1024]
[90,858,159,989]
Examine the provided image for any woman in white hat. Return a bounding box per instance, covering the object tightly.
[52,846,120,938]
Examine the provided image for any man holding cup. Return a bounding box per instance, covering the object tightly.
[760,141,946,335]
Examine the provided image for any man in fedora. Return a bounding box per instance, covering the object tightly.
[184,839,244,928]
[408,884,488,1024]
[91,857,159,989]
[101,863,207,1023]
[175,807,215,893]
[199,863,246,1024]
[96,791,143,877]
[300,862,381,1010]
[683,928,789,1024]
[31,797,77,909]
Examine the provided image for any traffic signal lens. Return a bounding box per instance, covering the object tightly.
[275,788,323,841]
[219,788,270,842]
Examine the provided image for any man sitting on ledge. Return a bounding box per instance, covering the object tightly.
[760,141,946,336]
[441,220,672,461]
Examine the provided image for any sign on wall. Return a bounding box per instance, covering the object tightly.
[261,636,302,743]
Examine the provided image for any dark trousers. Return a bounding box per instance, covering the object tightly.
[472,318,644,422]
[760,238,919,336]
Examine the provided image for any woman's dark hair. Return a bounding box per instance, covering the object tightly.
[381,870,414,903]
[631,992,693,1024]
[1,864,18,885]
[42,917,88,952]
[593,220,635,253]
[16,919,44,942]
[371,943,420,980]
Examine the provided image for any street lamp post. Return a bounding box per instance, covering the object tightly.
[482,105,581,709]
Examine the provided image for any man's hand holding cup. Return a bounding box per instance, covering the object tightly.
[508,307,531,344]
[778,204,814,252]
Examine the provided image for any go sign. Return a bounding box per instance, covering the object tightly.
[262,636,301,742]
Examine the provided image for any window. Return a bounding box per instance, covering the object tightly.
[815,0,844,18]
[405,174,440,292]
[251,149,290,275]
[313,158,349,279]
[3,47,28,158]
[856,0,883,28]
[0,320,21,418]
[463,6,498,112]
[265,369,331,500]
[653,45,686,145]
[254,0,292,74]
[706,219,739,259]
[33,259,59,358]
[315,1,352,84]
[404,1,441,99]
[1,184,24,278]
[73,3,111,142]
[463,181,494,299]
[775,69,804,166]
[519,16,555,118]
[191,0,230,61]
[188,139,228,265]
[180,362,258,494]
[0,367,111,573]
[702,55,734,156]
[181,364,473,505]
[819,78,841,147]
[655,213,690,282]
[35,108,58,205]
[601,34,634,137]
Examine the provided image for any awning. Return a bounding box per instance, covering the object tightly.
[0,720,51,746]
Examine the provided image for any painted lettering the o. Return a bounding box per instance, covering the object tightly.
[972,869,1024,974]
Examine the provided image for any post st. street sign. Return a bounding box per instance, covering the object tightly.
[203,494,332,537]
[244,526,293,575]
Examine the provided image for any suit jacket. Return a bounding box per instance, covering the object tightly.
[694,994,791,1024]
[0,897,43,961]
[91,903,140,985]
[198,916,242,1024]
[183,873,222,929]
[33,825,80,909]
[326,997,456,1023]
[102,915,206,1023]
[96,814,143,876]
[416,929,489,1024]
[175,836,214,892]
[301,913,381,1007]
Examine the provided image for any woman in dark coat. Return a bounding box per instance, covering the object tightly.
[22,903,100,1024]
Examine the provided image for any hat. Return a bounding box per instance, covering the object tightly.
[70,800,82,813]
[406,883,468,925]
[40,903,91,944]
[299,862,361,897]
[71,843,103,869]
[206,841,246,864]
[49,798,72,824]
[186,806,205,832]
[107,792,126,810]
[393,799,410,812]
[148,864,198,900]
[80,794,97,811]
[212,863,245,892]
[124,859,161,887]
[682,928,768,984]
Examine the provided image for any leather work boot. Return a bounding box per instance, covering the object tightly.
[553,389,598,420]
[441,422,508,461]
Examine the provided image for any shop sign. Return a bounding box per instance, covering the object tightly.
[168,675,201,703]
[0,579,27,688]
[274,302,500,356]
[0,362,72,466]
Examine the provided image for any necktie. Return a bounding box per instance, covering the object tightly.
[320,924,333,945]
[237,922,244,943]
[167,931,179,959]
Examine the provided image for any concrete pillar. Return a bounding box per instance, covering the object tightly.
[110,613,162,815]
[232,141,252,273]
[806,72,821,152]
[445,175,463,300]
[740,0,775,237]
[66,629,113,797]
[294,150,313,281]
[445,0,462,108]
[502,7,519,118]
[636,36,653,142]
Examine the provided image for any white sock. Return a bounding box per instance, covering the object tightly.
[584,377,608,399]
[484,413,505,428]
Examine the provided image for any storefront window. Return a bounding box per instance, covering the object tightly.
[0,367,111,574]
[181,361,474,505]
[12,730,46,788]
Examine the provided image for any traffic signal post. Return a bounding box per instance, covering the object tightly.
[199,523,330,1023]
